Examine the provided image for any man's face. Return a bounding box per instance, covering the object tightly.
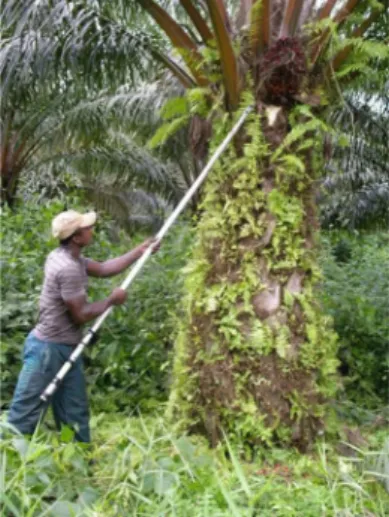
[73,226,94,247]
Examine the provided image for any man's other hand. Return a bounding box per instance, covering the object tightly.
[141,237,161,255]
[109,288,127,305]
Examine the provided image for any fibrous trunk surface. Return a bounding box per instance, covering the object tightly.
[169,104,338,451]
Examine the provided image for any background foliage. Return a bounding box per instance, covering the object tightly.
[321,231,389,406]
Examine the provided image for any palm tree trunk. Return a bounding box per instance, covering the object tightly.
[169,108,338,451]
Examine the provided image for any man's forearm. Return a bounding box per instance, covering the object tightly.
[100,247,144,277]
[78,297,114,324]
[65,290,126,325]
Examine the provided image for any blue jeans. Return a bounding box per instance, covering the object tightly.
[8,332,90,442]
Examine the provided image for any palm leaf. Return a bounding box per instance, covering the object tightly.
[137,0,208,86]
[321,92,389,229]
[204,0,240,110]
[333,0,360,24]
[235,0,254,30]
[214,0,232,32]
[279,0,305,38]
[250,0,271,57]
[83,185,168,232]
[316,0,337,21]
[152,51,197,88]
[138,0,199,51]
[180,0,214,44]
[331,8,382,71]
[1,0,161,97]
[310,0,362,66]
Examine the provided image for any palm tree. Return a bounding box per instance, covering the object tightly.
[320,91,389,229]
[0,0,192,219]
[3,0,388,449]
[134,0,388,450]
[1,79,190,229]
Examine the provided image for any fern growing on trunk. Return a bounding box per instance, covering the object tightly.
[166,92,340,450]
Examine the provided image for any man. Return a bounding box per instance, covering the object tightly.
[8,209,159,442]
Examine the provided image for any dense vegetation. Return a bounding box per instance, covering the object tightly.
[1,0,388,515]
[1,200,388,412]
[2,411,388,516]
[321,232,389,406]
[1,198,388,515]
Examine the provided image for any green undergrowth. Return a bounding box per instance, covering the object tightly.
[320,231,389,406]
[0,196,193,413]
[1,405,388,517]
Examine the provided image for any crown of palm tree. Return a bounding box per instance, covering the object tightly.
[137,0,387,110]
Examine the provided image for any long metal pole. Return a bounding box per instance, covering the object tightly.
[40,106,253,402]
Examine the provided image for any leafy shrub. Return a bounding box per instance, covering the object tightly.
[320,232,389,405]
[0,197,193,411]
[0,422,98,515]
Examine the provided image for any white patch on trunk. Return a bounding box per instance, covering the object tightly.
[265,106,282,127]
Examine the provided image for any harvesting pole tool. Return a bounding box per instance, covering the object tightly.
[40,106,253,402]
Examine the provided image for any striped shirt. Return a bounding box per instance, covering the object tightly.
[33,247,89,345]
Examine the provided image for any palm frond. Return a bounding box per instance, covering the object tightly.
[316,0,337,21]
[250,0,271,58]
[1,57,195,207]
[137,0,208,86]
[1,0,164,98]
[83,184,169,232]
[333,0,360,24]
[205,0,240,109]
[18,161,171,233]
[152,51,197,88]
[213,0,232,33]
[321,91,389,229]
[279,0,305,38]
[331,6,384,71]
[62,145,179,200]
[180,0,214,44]
[320,171,389,230]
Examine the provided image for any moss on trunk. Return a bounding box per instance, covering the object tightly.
[168,104,339,452]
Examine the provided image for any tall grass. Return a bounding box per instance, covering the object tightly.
[2,411,388,516]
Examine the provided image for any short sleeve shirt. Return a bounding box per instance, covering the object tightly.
[33,247,89,345]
